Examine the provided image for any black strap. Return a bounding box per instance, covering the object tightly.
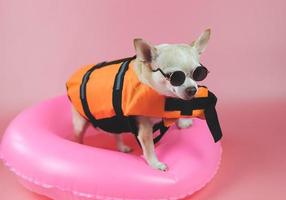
[79,56,136,127]
[102,56,136,67]
[164,90,222,142]
[204,92,222,142]
[79,62,106,127]
[112,58,134,116]
[165,95,215,115]
[112,57,170,145]
[153,121,169,144]
[111,57,146,146]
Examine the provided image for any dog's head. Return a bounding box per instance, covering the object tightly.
[133,29,211,100]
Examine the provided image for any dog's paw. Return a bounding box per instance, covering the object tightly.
[118,144,133,153]
[150,161,168,171]
[177,118,193,129]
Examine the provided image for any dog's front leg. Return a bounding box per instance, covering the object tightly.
[136,116,167,171]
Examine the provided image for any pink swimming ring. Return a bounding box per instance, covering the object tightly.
[0,96,222,200]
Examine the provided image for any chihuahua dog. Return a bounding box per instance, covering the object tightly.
[72,29,211,171]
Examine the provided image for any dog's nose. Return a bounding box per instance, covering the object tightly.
[185,87,197,97]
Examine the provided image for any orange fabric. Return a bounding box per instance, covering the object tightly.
[66,60,208,127]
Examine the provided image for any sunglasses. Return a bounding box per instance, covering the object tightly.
[151,64,209,86]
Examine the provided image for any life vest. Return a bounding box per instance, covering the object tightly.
[66,56,222,143]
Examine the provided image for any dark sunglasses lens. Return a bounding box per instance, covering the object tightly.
[193,66,208,81]
[170,71,185,86]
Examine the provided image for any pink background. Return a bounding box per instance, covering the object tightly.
[1,0,286,199]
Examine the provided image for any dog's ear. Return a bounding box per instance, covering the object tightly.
[191,29,211,55]
[134,39,157,63]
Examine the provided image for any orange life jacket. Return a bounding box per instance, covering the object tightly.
[66,56,222,143]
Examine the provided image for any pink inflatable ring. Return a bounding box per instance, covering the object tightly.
[0,96,222,200]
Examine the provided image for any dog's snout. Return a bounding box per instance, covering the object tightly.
[185,87,197,97]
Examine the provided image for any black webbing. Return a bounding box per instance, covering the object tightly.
[79,61,106,127]
[204,92,222,142]
[111,57,170,145]
[112,59,134,116]
[111,57,145,146]
[164,90,222,142]
[79,56,136,127]
[153,121,169,144]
